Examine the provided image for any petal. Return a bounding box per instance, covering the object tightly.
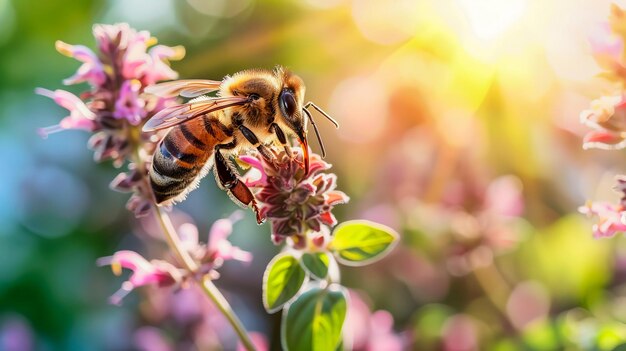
[318,211,337,226]
[178,223,199,252]
[326,191,350,206]
[582,130,626,150]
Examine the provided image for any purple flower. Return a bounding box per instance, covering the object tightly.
[39,23,184,216]
[240,149,349,245]
[97,250,182,305]
[113,79,146,125]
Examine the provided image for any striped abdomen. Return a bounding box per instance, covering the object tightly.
[150,116,231,204]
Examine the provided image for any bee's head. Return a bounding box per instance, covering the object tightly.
[273,67,309,173]
[221,67,310,172]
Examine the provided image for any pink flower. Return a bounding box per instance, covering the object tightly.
[55,40,107,87]
[206,212,253,264]
[483,176,524,218]
[442,315,478,351]
[344,290,404,351]
[580,95,626,150]
[579,201,626,238]
[143,45,185,86]
[177,213,252,271]
[114,79,146,125]
[97,250,182,305]
[36,88,96,138]
[40,23,185,216]
[93,23,149,56]
[240,150,349,244]
[120,29,152,79]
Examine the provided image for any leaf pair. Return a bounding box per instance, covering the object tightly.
[262,220,399,351]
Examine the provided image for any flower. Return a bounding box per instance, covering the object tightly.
[579,200,626,238]
[35,88,97,138]
[580,94,626,150]
[113,79,146,125]
[240,149,349,245]
[55,40,107,86]
[177,212,252,274]
[97,250,182,305]
[38,23,184,216]
[344,290,405,351]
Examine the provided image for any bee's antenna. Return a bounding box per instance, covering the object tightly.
[303,108,326,158]
[304,102,339,128]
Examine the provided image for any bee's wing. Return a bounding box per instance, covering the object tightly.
[144,79,222,98]
[142,96,248,132]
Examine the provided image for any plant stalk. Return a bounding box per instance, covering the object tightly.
[152,205,256,351]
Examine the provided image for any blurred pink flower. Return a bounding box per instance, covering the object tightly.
[36,88,96,137]
[483,176,524,218]
[55,40,106,86]
[344,290,404,351]
[506,281,550,330]
[97,250,182,305]
[579,200,626,238]
[580,94,626,150]
[113,79,146,125]
[442,315,478,351]
[134,326,172,351]
[240,150,349,245]
[589,22,624,71]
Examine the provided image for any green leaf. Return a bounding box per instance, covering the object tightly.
[263,253,307,313]
[281,287,347,351]
[301,252,330,280]
[329,220,399,266]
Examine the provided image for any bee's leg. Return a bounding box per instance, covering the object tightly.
[238,125,273,161]
[270,123,291,156]
[214,142,264,224]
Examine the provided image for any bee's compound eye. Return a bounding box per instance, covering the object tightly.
[280,89,297,117]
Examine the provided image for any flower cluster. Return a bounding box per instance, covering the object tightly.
[38,23,184,217]
[98,213,251,305]
[240,149,349,247]
[580,5,626,238]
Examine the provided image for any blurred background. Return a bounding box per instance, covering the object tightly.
[3,0,626,349]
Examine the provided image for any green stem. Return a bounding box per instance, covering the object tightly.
[152,205,256,351]
[473,263,513,327]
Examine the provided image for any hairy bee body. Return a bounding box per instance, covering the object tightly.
[150,114,232,204]
[143,67,337,223]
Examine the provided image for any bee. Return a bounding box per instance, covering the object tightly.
[142,66,338,223]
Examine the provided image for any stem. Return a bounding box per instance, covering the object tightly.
[473,263,512,316]
[152,205,256,351]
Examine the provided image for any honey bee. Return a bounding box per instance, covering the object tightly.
[143,66,338,223]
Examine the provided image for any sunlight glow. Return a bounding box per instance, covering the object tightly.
[457,0,527,41]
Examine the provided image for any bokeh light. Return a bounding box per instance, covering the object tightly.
[4,0,626,349]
